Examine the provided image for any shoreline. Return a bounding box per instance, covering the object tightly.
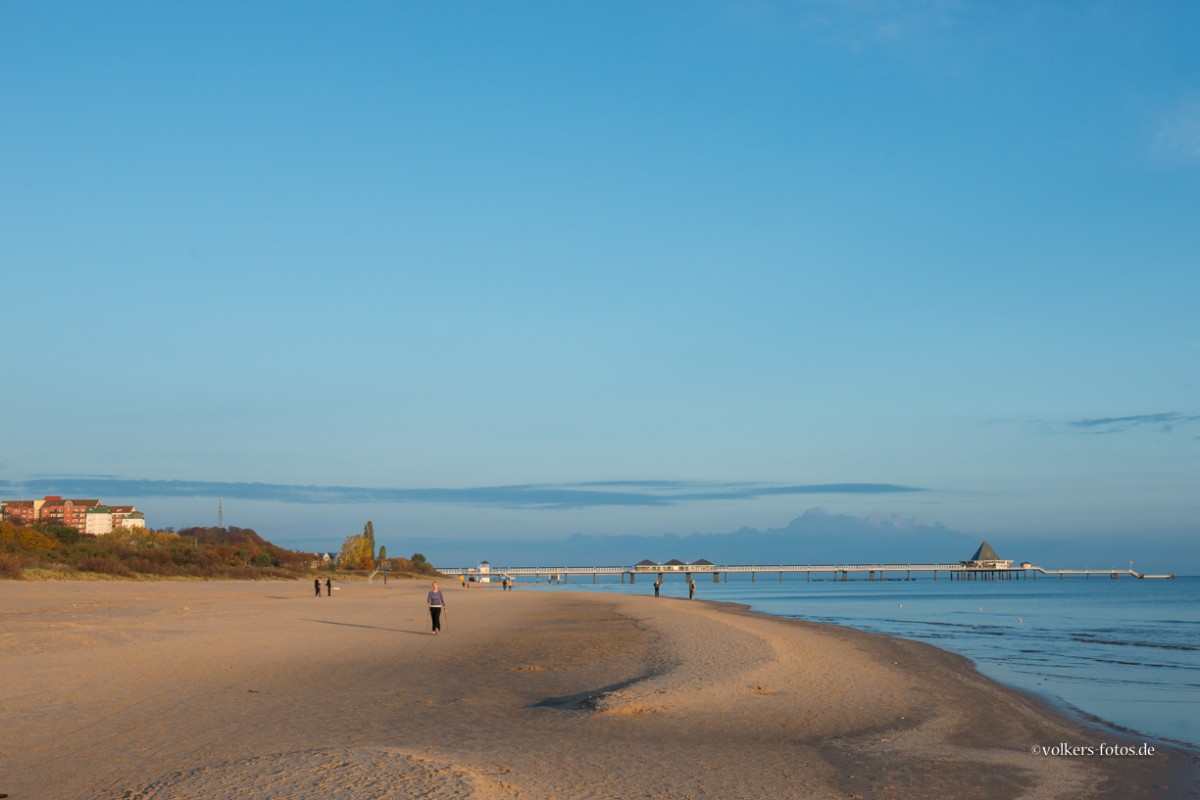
[543,573,1200,754]
[685,596,1200,758]
[751,599,1200,760]
[2,580,1196,799]
[597,593,1199,798]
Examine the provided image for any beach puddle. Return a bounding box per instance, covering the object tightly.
[120,746,491,799]
[531,670,658,712]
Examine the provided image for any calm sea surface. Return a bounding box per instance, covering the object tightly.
[521,572,1200,750]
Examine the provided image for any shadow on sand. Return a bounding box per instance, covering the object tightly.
[302,618,429,636]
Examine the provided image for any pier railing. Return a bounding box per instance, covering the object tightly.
[434,562,1173,582]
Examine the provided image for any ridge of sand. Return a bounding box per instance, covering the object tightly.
[1,580,1195,799]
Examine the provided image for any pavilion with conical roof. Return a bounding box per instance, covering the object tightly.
[961,540,1013,570]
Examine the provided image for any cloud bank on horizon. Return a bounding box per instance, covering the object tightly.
[0,477,923,510]
[412,508,1196,576]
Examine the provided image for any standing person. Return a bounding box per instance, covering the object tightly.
[653,579,661,597]
[314,577,321,597]
[325,577,332,596]
[688,579,696,600]
[427,581,446,636]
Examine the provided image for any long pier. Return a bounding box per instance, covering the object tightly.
[435,562,1174,583]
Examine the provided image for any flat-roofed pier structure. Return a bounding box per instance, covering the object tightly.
[435,541,1174,584]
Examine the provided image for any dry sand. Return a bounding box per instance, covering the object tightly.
[1,579,1195,800]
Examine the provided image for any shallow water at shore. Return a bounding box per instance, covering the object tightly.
[521,572,1200,750]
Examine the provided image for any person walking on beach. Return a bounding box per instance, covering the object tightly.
[688,579,696,600]
[427,581,446,635]
[325,577,332,596]
[653,579,660,597]
[314,577,321,597]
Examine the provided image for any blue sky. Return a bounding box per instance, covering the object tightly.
[2,2,1198,571]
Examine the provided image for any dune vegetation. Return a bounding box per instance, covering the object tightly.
[0,522,436,581]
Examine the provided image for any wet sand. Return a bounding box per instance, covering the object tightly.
[1,579,1195,799]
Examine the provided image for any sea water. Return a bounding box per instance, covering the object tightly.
[524,572,1200,750]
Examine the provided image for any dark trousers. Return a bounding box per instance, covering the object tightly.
[430,606,443,632]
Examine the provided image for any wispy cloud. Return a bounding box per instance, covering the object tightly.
[988,411,1200,437]
[996,411,1200,436]
[1066,412,1200,435]
[0,477,923,510]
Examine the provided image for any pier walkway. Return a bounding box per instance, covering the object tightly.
[436,562,1174,583]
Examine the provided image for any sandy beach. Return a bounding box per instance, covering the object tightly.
[1,579,1195,800]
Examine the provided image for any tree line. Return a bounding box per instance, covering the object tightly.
[335,520,437,576]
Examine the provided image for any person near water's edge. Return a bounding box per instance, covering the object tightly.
[653,579,660,597]
[427,581,446,635]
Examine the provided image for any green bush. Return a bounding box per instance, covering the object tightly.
[38,524,82,545]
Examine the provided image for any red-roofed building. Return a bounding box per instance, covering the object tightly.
[1,500,39,525]
[38,497,101,530]
[0,495,146,533]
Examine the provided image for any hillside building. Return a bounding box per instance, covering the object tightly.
[0,495,147,533]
